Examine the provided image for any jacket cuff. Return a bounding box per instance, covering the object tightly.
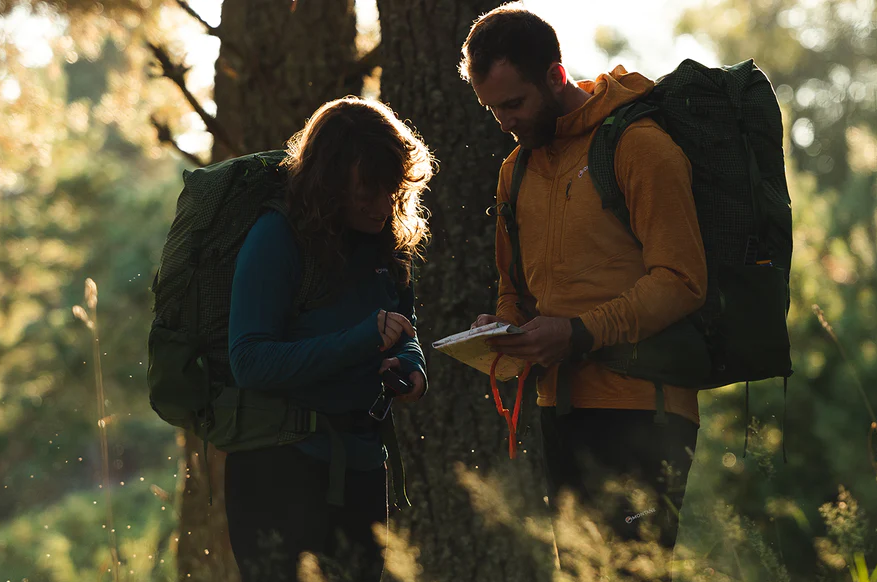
[568,317,594,362]
[397,354,428,397]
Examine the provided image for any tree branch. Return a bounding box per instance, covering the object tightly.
[175,0,218,35]
[174,0,247,59]
[147,42,241,157]
[151,116,208,167]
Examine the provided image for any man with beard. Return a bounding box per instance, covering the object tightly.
[459,6,708,575]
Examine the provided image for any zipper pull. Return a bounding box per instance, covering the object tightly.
[565,179,572,200]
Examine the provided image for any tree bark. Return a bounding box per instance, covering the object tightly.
[211,0,360,159]
[175,2,361,581]
[376,2,554,581]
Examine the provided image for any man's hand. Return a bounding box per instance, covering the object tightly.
[471,314,509,329]
[486,316,572,367]
[379,357,426,403]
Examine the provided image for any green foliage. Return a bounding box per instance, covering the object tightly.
[849,553,877,582]
[0,465,179,581]
[677,0,877,191]
[668,0,877,580]
[1,0,876,581]
[0,3,199,581]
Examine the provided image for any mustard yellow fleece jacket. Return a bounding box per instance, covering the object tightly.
[494,66,708,426]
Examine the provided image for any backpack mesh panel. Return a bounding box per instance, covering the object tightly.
[152,151,288,383]
[649,60,792,324]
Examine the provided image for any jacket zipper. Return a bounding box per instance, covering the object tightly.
[559,178,572,263]
[544,166,562,304]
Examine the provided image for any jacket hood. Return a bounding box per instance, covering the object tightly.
[555,65,654,139]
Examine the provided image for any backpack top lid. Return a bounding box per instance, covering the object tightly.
[180,150,289,233]
[589,58,791,270]
[653,59,756,105]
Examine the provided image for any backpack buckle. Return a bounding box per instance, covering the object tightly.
[274,404,317,439]
[496,202,517,234]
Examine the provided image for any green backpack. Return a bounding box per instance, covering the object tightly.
[147,150,409,506]
[501,60,793,456]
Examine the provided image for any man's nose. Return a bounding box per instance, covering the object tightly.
[497,113,516,134]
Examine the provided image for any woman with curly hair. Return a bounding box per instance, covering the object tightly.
[226,96,434,581]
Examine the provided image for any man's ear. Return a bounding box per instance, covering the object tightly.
[546,62,567,94]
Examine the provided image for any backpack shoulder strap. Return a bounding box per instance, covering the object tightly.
[588,101,659,247]
[259,197,316,320]
[508,148,530,210]
[291,249,316,320]
[261,196,289,217]
[498,148,534,319]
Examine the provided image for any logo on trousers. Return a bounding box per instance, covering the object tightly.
[625,507,657,523]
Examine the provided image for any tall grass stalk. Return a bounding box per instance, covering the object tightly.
[74,278,121,582]
[812,304,877,472]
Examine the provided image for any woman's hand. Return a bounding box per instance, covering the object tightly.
[379,357,426,403]
[377,310,416,351]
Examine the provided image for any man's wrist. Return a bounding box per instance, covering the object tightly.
[568,317,594,362]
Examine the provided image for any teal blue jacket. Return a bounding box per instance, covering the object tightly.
[228,211,426,469]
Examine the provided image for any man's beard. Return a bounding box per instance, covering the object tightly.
[514,91,564,149]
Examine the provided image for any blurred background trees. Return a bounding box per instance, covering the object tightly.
[674,1,877,580]
[0,0,875,581]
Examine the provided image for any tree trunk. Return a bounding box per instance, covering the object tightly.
[176,1,360,581]
[210,0,361,159]
[376,2,554,581]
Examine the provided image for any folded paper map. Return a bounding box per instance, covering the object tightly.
[431,322,527,381]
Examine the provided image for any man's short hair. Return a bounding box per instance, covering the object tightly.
[459,5,562,85]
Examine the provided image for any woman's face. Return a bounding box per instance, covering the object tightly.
[343,168,395,235]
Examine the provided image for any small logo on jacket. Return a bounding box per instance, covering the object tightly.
[375,268,389,274]
[578,165,589,178]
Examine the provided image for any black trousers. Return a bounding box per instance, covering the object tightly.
[540,407,699,571]
[225,445,387,582]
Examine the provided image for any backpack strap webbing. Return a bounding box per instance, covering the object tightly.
[588,103,678,423]
[317,411,408,509]
[291,249,316,320]
[587,101,659,247]
[242,198,410,508]
[315,413,348,507]
[261,197,318,319]
[499,148,535,320]
[653,381,667,425]
[380,412,410,508]
[272,202,349,506]
[179,228,215,504]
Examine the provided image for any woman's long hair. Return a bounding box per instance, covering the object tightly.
[280,96,434,287]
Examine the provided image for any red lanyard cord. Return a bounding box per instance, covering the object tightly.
[489,353,532,459]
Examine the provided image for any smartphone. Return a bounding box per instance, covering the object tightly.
[381,368,413,395]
